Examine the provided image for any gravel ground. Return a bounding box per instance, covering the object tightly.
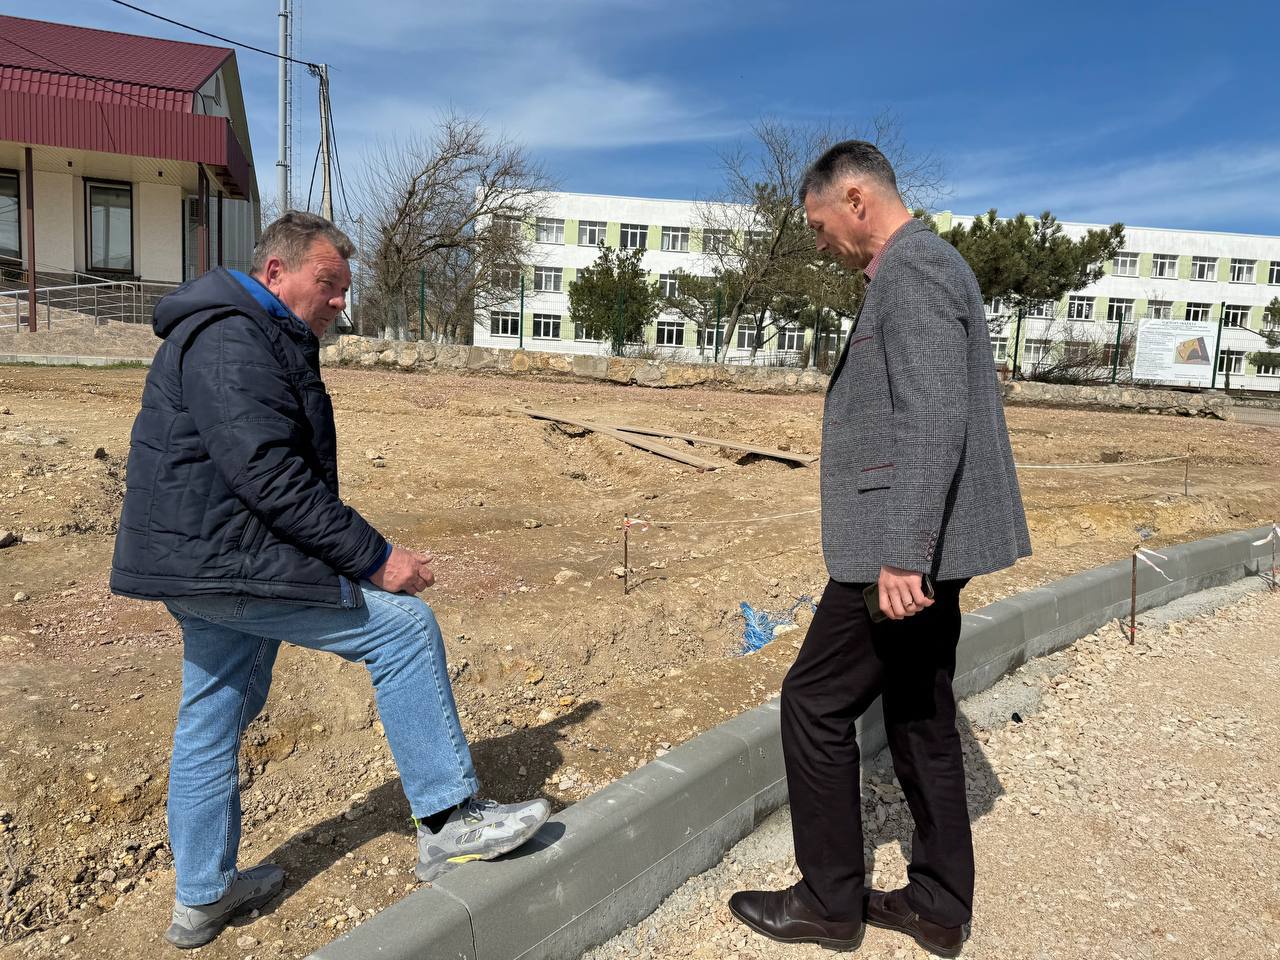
[583,580,1280,960]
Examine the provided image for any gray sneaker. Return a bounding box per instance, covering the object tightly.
[164,864,284,949]
[415,797,551,882]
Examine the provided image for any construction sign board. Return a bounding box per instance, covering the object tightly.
[1133,318,1219,387]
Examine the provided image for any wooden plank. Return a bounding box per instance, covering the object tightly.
[608,422,818,466]
[517,408,721,471]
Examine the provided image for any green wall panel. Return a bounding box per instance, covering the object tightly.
[1177,255,1191,280]
[563,218,579,246]
[605,222,620,247]
[647,224,663,250]
[1138,252,1153,277]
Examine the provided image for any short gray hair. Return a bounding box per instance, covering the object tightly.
[251,210,356,275]
[799,140,898,202]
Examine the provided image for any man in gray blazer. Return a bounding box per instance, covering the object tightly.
[729,141,1030,957]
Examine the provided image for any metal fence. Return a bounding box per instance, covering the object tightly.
[3,280,179,331]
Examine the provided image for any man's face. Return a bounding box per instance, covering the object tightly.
[262,239,351,337]
[804,182,873,272]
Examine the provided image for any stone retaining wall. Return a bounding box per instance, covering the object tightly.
[319,335,1242,416]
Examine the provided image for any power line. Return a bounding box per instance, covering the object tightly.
[106,0,321,69]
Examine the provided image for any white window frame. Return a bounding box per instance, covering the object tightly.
[533,266,562,293]
[660,226,689,252]
[1256,360,1280,377]
[492,215,522,238]
[1185,302,1212,322]
[658,273,680,298]
[1023,338,1050,368]
[655,318,686,347]
[697,323,724,350]
[736,324,759,350]
[986,297,1005,317]
[1216,349,1245,374]
[778,325,806,351]
[1027,300,1053,318]
[535,217,564,244]
[1190,256,1217,281]
[702,229,731,254]
[1106,298,1134,324]
[1269,261,1280,285]
[492,265,520,292]
[489,311,520,337]
[532,313,561,339]
[1112,251,1139,277]
[990,336,1009,362]
[1148,300,1173,320]
[578,220,606,247]
[620,223,648,250]
[1222,305,1249,328]
[1229,258,1255,283]
[1067,296,1093,321]
[573,321,602,342]
[1150,254,1178,279]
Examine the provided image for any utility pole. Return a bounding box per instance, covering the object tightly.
[276,0,292,212]
[312,63,333,222]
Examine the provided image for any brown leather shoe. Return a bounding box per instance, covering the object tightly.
[728,887,864,951]
[866,888,968,958]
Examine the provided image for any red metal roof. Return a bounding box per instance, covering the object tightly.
[0,14,230,94]
[0,65,190,111]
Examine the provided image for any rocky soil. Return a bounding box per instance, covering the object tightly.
[0,363,1277,959]
[585,583,1280,960]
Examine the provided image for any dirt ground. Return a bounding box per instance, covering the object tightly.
[585,583,1280,960]
[0,363,1276,960]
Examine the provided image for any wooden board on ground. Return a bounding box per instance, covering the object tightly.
[517,408,721,471]
[605,422,818,466]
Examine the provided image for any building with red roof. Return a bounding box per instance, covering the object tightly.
[0,13,261,314]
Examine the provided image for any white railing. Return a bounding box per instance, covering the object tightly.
[4,280,180,331]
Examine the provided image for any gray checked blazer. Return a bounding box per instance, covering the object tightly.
[820,219,1031,583]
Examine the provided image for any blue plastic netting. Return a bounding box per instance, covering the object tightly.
[739,595,816,654]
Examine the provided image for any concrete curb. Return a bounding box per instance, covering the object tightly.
[311,525,1273,960]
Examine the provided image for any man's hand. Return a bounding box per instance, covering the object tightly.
[369,545,435,595]
[877,565,934,621]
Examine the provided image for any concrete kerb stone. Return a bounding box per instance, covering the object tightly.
[311,524,1271,960]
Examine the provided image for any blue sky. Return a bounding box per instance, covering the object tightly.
[7,0,1280,232]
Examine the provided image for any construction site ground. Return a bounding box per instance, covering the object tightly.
[0,363,1276,960]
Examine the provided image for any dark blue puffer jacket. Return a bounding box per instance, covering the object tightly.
[110,268,386,609]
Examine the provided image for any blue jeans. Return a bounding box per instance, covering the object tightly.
[164,586,479,906]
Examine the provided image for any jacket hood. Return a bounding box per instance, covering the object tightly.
[152,268,270,340]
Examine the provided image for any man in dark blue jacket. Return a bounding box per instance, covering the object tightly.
[112,212,549,949]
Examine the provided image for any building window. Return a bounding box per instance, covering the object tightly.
[702,229,731,254]
[736,324,759,350]
[1067,296,1093,321]
[1106,298,1134,324]
[492,215,522,238]
[620,223,647,250]
[1185,302,1212,322]
[656,319,685,346]
[1112,251,1139,276]
[578,220,606,247]
[1150,254,1178,278]
[660,226,689,252]
[0,170,18,260]
[1062,341,1092,363]
[87,181,133,273]
[1265,308,1280,333]
[1216,350,1245,374]
[990,337,1009,362]
[1256,360,1280,377]
[1027,300,1053,318]
[489,311,520,337]
[698,323,723,350]
[573,321,602,341]
[1148,300,1172,320]
[657,273,680,298]
[1023,338,1050,368]
[535,218,564,244]
[1229,258,1255,283]
[1269,261,1280,285]
[1222,304,1249,328]
[1190,256,1217,281]
[533,266,562,292]
[492,265,520,291]
[778,325,806,351]
[532,313,561,339]
[986,297,1005,316]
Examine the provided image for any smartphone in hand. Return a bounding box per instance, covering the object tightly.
[864,574,935,623]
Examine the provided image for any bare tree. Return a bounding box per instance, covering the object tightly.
[354,113,554,341]
[696,114,943,361]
